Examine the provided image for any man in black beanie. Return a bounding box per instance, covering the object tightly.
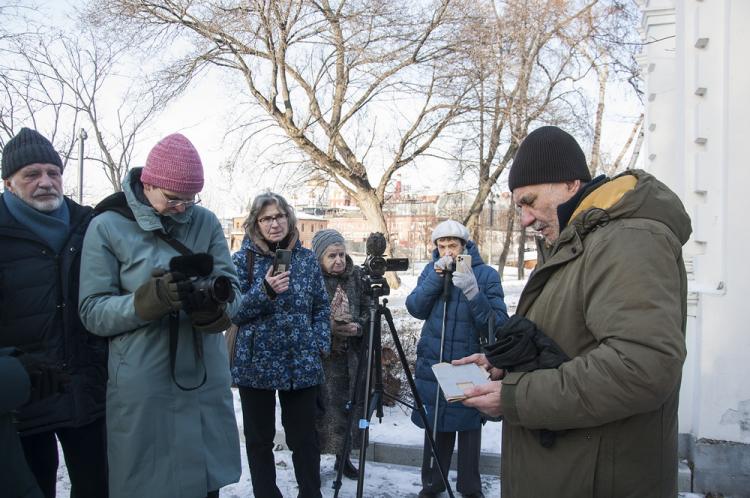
[455,126,692,497]
[1,128,108,498]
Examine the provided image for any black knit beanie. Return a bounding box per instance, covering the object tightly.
[2,128,63,179]
[508,126,591,191]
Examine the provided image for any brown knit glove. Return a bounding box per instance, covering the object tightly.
[134,270,191,321]
[190,307,232,334]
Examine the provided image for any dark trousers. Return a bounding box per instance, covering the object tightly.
[239,386,322,498]
[421,428,482,495]
[20,418,108,498]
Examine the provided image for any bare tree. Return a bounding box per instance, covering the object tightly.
[441,0,643,251]
[1,15,169,193]
[89,0,469,257]
[583,0,644,176]
[452,0,600,240]
[0,40,81,175]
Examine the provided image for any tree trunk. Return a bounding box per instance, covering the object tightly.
[356,189,402,288]
[464,183,493,241]
[627,122,646,171]
[498,209,515,271]
[609,113,644,175]
[516,225,526,280]
[590,62,608,177]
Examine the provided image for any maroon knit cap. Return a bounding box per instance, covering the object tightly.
[141,133,204,194]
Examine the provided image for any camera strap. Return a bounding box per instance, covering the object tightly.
[154,231,208,392]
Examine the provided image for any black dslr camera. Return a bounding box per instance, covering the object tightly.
[169,253,234,304]
[361,233,409,296]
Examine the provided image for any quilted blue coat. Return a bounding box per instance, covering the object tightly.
[406,241,508,432]
[231,236,331,390]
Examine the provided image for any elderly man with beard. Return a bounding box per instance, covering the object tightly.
[0,128,108,498]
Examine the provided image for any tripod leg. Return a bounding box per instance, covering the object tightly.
[353,301,380,498]
[332,334,370,496]
[381,305,456,498]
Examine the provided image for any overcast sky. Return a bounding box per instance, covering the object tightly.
[8,1,644,219]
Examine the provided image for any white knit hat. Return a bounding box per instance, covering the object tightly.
[431,220,470,243]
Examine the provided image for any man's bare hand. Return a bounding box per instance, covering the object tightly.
[461,380,503,418]
[453,353,505,380]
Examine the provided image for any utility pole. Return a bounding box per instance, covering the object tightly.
[78,128,88,204]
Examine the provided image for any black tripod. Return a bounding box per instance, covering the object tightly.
[332,277,455,498]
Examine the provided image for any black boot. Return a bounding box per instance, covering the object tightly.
[335,455,359,479]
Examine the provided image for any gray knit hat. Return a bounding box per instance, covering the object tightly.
[431,220,470,244]
[311,228,346,260]
[2,128,63,179]
[508,126,591,191]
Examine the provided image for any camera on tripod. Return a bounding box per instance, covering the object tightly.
[361,233,409,295]
[169,253,234,304]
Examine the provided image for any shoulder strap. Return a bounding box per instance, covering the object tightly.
[158,236,207,392]
[154,230,192,256]
[96,192,195,258]
[94,191,135,220]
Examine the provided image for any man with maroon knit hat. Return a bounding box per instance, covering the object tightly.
[1,127,108,498]
[79,133,242,498]
[455,126,691,497]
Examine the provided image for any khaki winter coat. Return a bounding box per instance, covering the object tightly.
[501,170,691,498]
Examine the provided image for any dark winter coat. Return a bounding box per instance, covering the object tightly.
[407,241,508,432]
[317,256,368,454]
[0,349,43,498]
[231,235,331,390]
[78,169,242,498]
[0,196,106,436]
[500,170,691,498]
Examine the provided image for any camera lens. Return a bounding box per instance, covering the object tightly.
[209,276,232,304]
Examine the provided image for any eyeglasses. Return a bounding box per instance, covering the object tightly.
[158,188,201,208]
[258,213,288,227]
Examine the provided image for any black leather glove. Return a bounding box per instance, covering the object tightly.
[485,315,569,372]
[134,269,191,321]
[13,351,70,403]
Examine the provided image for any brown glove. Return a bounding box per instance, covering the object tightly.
[134,270,191,321]
[190,307,232,334]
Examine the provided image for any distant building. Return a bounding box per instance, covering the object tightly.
[240,176,525,265]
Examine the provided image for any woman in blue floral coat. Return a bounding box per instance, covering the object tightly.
[231,192,330,498]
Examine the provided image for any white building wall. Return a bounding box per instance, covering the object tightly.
[642,0,750,468]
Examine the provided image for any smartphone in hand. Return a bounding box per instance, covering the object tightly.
[272,249,292,276]
[455,254,472,273]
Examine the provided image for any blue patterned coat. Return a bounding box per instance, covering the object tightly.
[407,241,508,432]
[231,236,331,390]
